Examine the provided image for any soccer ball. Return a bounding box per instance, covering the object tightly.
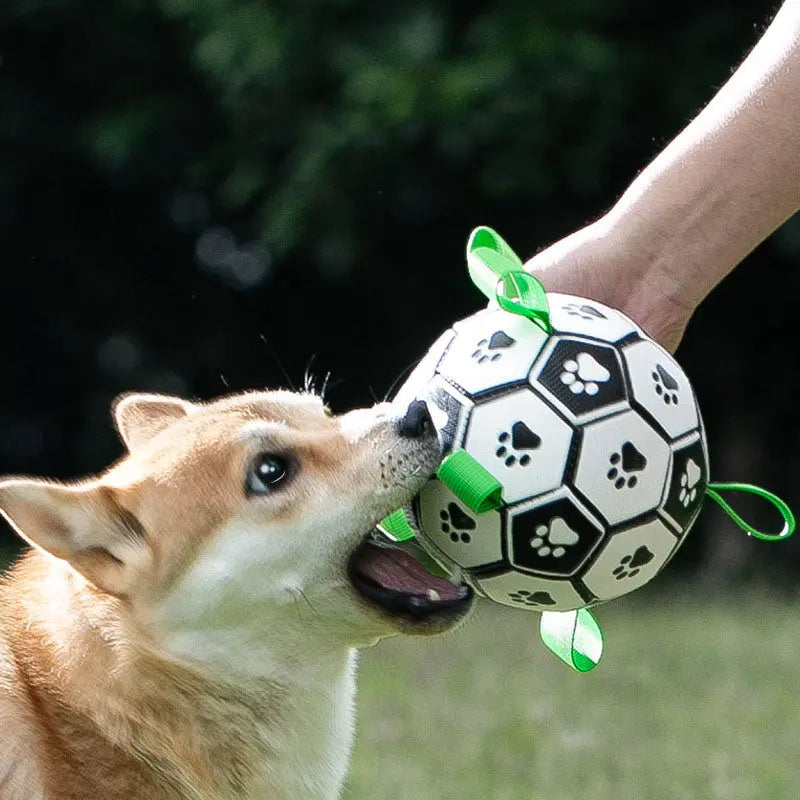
[394,295,709,612]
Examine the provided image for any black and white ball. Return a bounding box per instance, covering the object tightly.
[394,295,708,612]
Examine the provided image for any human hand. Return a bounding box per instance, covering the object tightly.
[524,218,697,353]
[525,0,800,354]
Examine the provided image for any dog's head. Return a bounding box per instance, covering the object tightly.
[0,392,472,676]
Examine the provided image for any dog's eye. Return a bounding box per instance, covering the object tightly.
[247,454,290,495]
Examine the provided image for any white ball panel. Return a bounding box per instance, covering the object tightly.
[582,519,678,600]
[475,571,586,612]
[621,339,699,440]
[463,388,574,505]
[392,329,456,411]
[416,480,504,569]
[573,411,671,526]
[548,293,639,342]
[452,305,496,330]
[438,309,548,396]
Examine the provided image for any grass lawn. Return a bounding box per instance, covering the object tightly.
[346,582,800,800]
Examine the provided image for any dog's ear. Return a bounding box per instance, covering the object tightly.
[113,393,195,450]
[0,479,150,597]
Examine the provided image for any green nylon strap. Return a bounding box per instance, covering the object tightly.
[539,609,603,672]
[496,271,552,334]
[468,227,524,269]
[466,226,552,334]
[705,482,796,541]
[379,509,416,542]
[437,449,504,513]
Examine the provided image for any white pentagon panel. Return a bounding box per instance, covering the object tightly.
[438,309,548,397]
[548,292,639,343]
[530,335,628,423]
[506,488,605,578]
[463,388,573,505]
[451,305,495,330]
[573,410,670,526]
[415,480,504,570]
[475,571,586,612]
[392,329,456,410]
[416,375,472,455]
[582,519,678,600]
[621,339,699,440]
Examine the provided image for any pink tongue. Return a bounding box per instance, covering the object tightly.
[355,542,463,600]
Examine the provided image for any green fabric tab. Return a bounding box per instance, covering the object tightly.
[540,609,603,673]
[705,482,796,541]
[467,227,524,268]
[437,449,504,513]
[466,246,512,301]
[496,271,552,333]
[466,227,552,333]
[379,509,416,542]
[466,227,525,300]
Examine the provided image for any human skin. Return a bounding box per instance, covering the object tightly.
[524,0,800,352]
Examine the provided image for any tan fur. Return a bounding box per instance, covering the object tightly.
[0,390,462,800]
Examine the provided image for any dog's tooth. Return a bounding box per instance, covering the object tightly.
[426,589,441,602]
[448,567,463,586]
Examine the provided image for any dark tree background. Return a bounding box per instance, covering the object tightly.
[2,0,799,579]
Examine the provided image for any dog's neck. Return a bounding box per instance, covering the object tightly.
[4,552,358,800]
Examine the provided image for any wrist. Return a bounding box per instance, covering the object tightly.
[592,211,698,350]
[600,194,718,314]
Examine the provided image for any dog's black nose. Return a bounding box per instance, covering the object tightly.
[397,400,434,439]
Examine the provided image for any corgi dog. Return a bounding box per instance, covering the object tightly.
[0,391,472,800]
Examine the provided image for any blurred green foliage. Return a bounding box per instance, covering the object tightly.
[4,0,756,266]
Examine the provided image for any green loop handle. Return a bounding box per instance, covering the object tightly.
[379,509,416,542]
[540,609,603,672]
[705,482,796,541]
[495,271,552,333]
[466,226,552,333]
[437,449,503,513]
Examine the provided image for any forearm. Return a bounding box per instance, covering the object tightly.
[600,0,800,309]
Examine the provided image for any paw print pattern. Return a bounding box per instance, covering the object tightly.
[559,352,611,396]
[606,441,647,490]
[440,503,476,544]
[612,546,654,580]
[510,496,604,577]
[678,458,702,507]
[471,330,516,364]
[507,589,557,607]
[529,517,580,559]
[495,421,541,467]
[662,438,708,530]
[563,303,607,321]
[621,340,698,440]
[534,339,626,421]
[652,364,680,405]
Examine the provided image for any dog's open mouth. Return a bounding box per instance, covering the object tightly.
[348,531,472,620]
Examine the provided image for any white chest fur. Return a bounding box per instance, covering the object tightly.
[151,518,367,799]
[243,651,358,800]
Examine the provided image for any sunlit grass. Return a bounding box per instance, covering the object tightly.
[346,582,800,800]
